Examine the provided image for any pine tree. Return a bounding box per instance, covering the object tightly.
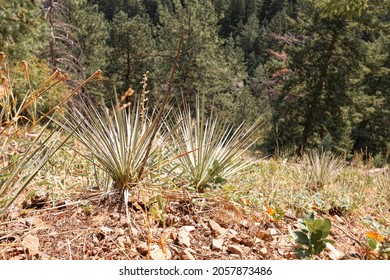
[264,0,368,155]
[45,0,110,99]
[153,0,247,118]
[106,10,156,96]
[0,0,49,60]
[351,0,390,160]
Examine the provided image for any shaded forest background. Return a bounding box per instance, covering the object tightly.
[1,0,389,162]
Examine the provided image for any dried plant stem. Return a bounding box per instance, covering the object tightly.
[36,69,102,124]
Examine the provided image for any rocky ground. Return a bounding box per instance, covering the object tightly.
[1,188,381,260]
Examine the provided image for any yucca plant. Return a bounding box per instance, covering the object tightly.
[57,30,184,223]
[298,150,345,190]
[61,100,167,185]
[166,101,264,192]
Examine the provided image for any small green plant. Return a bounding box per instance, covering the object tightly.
[291,212,334,259]
[365,231,390,255]
[265,203,285,222]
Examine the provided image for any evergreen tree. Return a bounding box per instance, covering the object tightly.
[89,0,142,20]
[45,0,109,98]
[264,0,368,155]
[106,10,156,96]
[0,0,49,60]
[154,0,246,116]
[351,0,390,160]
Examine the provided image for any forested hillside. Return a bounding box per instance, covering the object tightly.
[1,0,389,161]
[1,0,390,261]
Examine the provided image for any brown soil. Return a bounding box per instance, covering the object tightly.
[0,190,384,260]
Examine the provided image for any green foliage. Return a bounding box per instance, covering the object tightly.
[361,216,390,256]
[316,0,368,19]
[2,0,389,162]
[155,0,246,111]
[57,100,164,191]
[351,9,390,160]
[0,126,68,218]
[0,53,103,217]
[107,11,155,96]
[0,54,70,218]
[0,0,49,59]
[45,0,110,100]
[292,212,334,259]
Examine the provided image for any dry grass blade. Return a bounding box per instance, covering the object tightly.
[0,124,70,218]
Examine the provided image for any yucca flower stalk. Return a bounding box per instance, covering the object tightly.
[167,101,264,192]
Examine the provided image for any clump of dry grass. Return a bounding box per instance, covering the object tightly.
[0,52,102,218]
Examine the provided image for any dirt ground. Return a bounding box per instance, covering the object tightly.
[1,187,383,261]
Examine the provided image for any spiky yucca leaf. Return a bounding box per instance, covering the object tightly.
[167,104,263,192]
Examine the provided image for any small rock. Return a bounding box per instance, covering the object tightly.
[240,220,250,228]
[21,234,40,256]
[179,249,196,260]
[117,228,125,235]
[269,228,278,236]
[25,217,45,227]
[231,236,241,244]
[187,248,197,254]
[255,230,273,241]
[177,228,191,247]
[208,219,227,237]
[240,237,255,247]
[181,226,196,232]
[254,238,264,245]
[260,247,268,256]
[326,242,344,260]
[228,245,244,256]
[117,236,126,248]
[150,248,172,260]
[212,238,224,251]
[100,226,113,233]
[228,229,238,236]
[231,234,254,247]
